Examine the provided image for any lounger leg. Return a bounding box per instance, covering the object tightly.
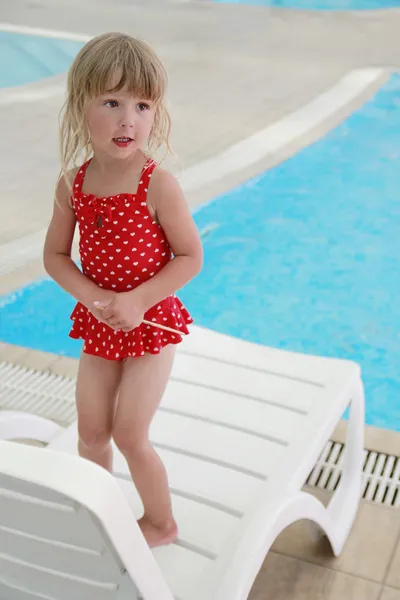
[268,376,365,557]
[0,410,62,443]
[202,378,365,600]
[324,376,365,555]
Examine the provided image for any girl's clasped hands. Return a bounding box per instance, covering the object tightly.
[93,291,145,332]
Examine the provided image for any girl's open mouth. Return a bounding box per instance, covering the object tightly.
[113,137,134,148]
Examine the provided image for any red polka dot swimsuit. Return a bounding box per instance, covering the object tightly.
[69,157,193,360]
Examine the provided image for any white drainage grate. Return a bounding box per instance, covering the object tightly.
[0,361,399,508]
[307,440,400,509]
[0,362,76,425]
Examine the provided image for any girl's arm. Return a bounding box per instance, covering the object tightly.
[134,168,203,310]
[43,174,107,309]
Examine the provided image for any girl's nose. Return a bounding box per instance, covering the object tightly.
[120,110,135,129]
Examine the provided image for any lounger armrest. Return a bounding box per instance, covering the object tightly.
[0,410,62,443]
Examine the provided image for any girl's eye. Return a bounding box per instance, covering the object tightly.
[104,100,118,108]
[137,102,150,111]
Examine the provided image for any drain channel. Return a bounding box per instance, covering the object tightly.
[307,440,399,509]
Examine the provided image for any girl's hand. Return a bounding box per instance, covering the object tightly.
[94,291,145,332]
[89,290,118,327]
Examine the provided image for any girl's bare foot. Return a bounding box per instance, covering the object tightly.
[138,516,178,548]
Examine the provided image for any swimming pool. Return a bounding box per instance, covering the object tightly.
[3,75,400,431]
[213,0,400,9]
[0,31,83,88]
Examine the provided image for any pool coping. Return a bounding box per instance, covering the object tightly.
[182,67,391,210]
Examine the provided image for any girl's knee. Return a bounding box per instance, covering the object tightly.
[78,423,112,451]
[113,424,149,457]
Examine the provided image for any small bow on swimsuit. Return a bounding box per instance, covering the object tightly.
[87,196,123,228]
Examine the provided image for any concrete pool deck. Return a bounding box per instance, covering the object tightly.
[0,0,399,598]
[1,0,400,244]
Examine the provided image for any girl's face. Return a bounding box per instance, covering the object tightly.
[85,83,156,159]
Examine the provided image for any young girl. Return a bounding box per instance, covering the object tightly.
[43,32,203,548]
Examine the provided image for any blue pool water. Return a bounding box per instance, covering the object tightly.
[213,0,400,9]
[1,76,400,431]
[0,32,84,88]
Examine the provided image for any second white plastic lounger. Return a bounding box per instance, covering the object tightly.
[0,324,365,600]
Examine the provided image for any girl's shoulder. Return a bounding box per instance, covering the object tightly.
[55,166,82,210]
[58,166,81,191]
[148,165,180,194]
[147,165,187,215]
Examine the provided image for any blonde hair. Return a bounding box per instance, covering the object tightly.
[58,32,172,193]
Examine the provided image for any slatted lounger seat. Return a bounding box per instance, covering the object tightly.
[0,325,364,600]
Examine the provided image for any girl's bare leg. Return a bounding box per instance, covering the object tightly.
[76,352,123,471]
[113,345,176,547]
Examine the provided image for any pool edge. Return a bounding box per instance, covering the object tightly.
[332,418,400,458]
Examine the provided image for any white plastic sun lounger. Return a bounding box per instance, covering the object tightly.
[0,325,364,600]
